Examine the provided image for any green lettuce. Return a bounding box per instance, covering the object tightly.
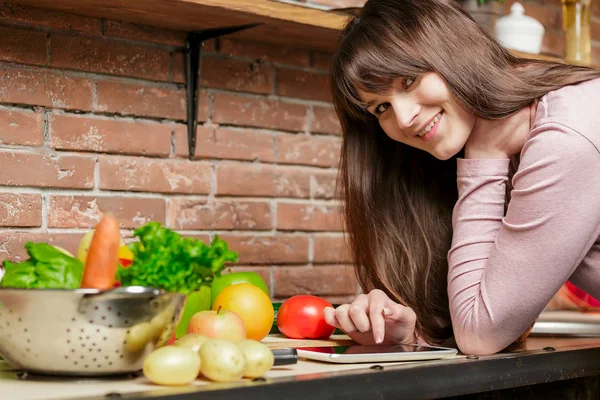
[117,222,237,294]
[1,242,84,289]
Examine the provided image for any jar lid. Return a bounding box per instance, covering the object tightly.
[495,2,545,36]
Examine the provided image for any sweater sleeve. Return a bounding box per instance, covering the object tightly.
[448,124,600,355]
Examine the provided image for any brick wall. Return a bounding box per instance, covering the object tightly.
[0,1,598,305]
[0,3,357,303]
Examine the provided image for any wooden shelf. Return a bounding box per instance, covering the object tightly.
[7,0,597,67]
[9,0,351,53]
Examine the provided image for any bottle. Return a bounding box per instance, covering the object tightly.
[562,0,592,65]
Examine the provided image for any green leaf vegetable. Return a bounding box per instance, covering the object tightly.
[117,222,238,294]
[0,242,84,289]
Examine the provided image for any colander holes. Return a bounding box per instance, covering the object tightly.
[8,308,13,313]
[124,320,129,324]
[119,355,124,359]
[86,336,90,340]
[65,356,68,360]
[109,362,113,366]
[66,328,71,333]
[74,361,78,365]
[96,329,100,333]
[108,306,112,311]
[93,358,97,362]
[71,349,75,353]
[80,329,84,333]
[117,312,121,316]
[108,325,113,328]
[89,320,93,324]
[80,355,84,359]
[92,343,96,347]
[26,348,30,352]
[18,317,22,322]
[66,340,71,344]
[105,356,109,360]
[89,348,93,352]
[23,328,28,333]
[27,339,31,343]
[72,318,76,322]
[97,349,101,353]
[81,344,85,348]
[103,337,107,341]
[115,350,120,354]
[101,316,106,320]
[94,306,99,310]
[85,365,88,368]
[79,336,83,340]
[6,322,10,326]
[97,364,101,368]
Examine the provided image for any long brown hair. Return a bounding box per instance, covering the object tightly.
[331,0,600,344]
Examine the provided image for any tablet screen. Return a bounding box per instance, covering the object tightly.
[297,344,445,355]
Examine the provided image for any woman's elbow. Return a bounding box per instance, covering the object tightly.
[454,334,506,356]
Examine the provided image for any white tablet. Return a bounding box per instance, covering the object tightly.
[296,344,458,364]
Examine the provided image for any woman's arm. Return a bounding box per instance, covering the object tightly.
[448,124,600,355]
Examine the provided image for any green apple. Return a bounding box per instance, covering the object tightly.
[176,285,211,339]
[210,271,269,307]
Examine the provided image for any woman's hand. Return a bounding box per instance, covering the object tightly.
[464,102,537,160]
[323,289,417,345]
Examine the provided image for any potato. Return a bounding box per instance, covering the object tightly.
[199,339,246,382]
[143,346,201,386]
[237,339,274,378]
[174,333,210,354]
[124,322,152,353]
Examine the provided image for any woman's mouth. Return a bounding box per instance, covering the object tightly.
[417,111,443,142]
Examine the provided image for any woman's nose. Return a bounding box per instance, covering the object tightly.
[391,96,420,129]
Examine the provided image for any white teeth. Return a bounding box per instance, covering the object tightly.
[418,112,442,137]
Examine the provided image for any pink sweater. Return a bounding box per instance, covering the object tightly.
[447,78,600,355]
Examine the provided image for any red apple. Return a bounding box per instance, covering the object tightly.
[186,308,246,342]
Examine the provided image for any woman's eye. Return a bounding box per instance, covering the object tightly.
[403,77,415,89]
[375,103,389,115]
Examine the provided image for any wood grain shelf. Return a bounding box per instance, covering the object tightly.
[7,0,596,65]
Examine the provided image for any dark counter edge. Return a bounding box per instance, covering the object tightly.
[69,344,600,400]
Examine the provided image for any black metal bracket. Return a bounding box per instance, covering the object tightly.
[185,23,262,158]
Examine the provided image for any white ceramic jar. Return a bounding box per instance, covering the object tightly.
[494,2,545,54]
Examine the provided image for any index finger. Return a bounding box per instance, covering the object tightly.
[368,291,388,344]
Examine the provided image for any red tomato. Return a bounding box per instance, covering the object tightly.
[277,295,335,339]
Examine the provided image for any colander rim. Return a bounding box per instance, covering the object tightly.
[0,286,170,296]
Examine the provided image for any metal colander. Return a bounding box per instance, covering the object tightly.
[0,286,185,376]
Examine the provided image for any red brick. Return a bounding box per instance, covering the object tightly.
[169,198,272,230]
[0,232,83,262]
[0,26,46,66]
[0,65,93,111]
[50,34,170,81]
[0,4,100,35]
[0,108,44,146]
[96,80,188,120]
[179,232,212,244]
[313,234,350,263]
[311,170,341,200]
[50,114,172,156]
[199,56,274,94]
[219,39,310,67]
[0,193,42,227]
[0,152,94,189]
[277,68,331,102]
[172,51,186,83]
[311,52,333,70]
[48,195,165,228]
[542,29,566,58]
[216,163,310,198]
[311,105,341,135]
[277,134,341,167]
[174,126,276,161]
[277,202,343,231]
[99,155,211,194]
[592,0,600,18]
[213,92,307,132]
[103,20,186,47]
[217,234,309,265]
[273,265,358,297]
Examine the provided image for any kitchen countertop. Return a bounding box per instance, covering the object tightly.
[4,331,600,400]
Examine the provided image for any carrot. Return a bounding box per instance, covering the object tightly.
[81,212,121,290]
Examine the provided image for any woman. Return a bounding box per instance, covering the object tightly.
[322,0,600,355]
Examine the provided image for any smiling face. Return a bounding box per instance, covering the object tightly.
[358,72,476,160]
